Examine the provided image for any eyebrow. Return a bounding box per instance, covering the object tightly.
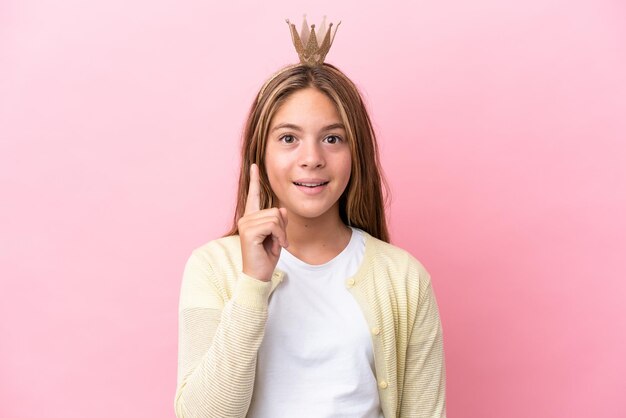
[271,122,346,133]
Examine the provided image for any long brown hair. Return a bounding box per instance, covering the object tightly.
[224,63,390,242]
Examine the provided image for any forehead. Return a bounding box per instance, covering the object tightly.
[270,88,342,127]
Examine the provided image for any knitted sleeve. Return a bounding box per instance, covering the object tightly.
[174,250,272,418]
[400,271,447,418]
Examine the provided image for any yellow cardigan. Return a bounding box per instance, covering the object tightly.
[175,230,447,417]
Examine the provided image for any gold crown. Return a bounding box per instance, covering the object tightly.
[285,15,341,66]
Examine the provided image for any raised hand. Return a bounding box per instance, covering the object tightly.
[238,163,289,282]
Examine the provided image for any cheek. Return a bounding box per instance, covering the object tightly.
[339,152,352,182]
[264,151,287,192]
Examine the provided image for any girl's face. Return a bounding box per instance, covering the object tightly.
[264,87,351,222]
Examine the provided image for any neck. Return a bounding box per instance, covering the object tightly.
[284,206,352,263]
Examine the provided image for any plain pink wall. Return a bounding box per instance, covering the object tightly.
[1,0,625,417]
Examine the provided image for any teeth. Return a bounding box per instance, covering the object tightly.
[294,182,327,187]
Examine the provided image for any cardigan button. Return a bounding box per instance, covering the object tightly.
[346,278,356,288]
[371,326,381,335]
[378,380,388,389]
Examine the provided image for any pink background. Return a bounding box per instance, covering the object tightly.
[1,0,625,417]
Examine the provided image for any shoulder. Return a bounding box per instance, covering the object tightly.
[360,231,435,317]
[185,235,241,287]
[179,235,243,309]
[185,235,243,277]
[191,234,241,259]
[361,230,431,285]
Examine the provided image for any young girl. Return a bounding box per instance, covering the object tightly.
[175,17,446,418]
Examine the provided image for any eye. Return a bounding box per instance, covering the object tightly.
[324,135,343,144]
[279,134,296,144]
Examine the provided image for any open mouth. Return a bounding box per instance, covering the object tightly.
[293,181,329,188]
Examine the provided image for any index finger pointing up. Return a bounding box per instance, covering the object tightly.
[245,163,261,214]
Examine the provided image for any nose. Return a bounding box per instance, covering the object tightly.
[298,140,325,168]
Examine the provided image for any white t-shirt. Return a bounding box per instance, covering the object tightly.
[246,227,384,418]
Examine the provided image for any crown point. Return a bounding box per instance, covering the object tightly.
[286,15,340,66]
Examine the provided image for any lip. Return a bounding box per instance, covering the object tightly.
[292,179,329,196]
[293,178,329,184]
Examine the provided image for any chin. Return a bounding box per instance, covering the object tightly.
[286,203,339,220]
